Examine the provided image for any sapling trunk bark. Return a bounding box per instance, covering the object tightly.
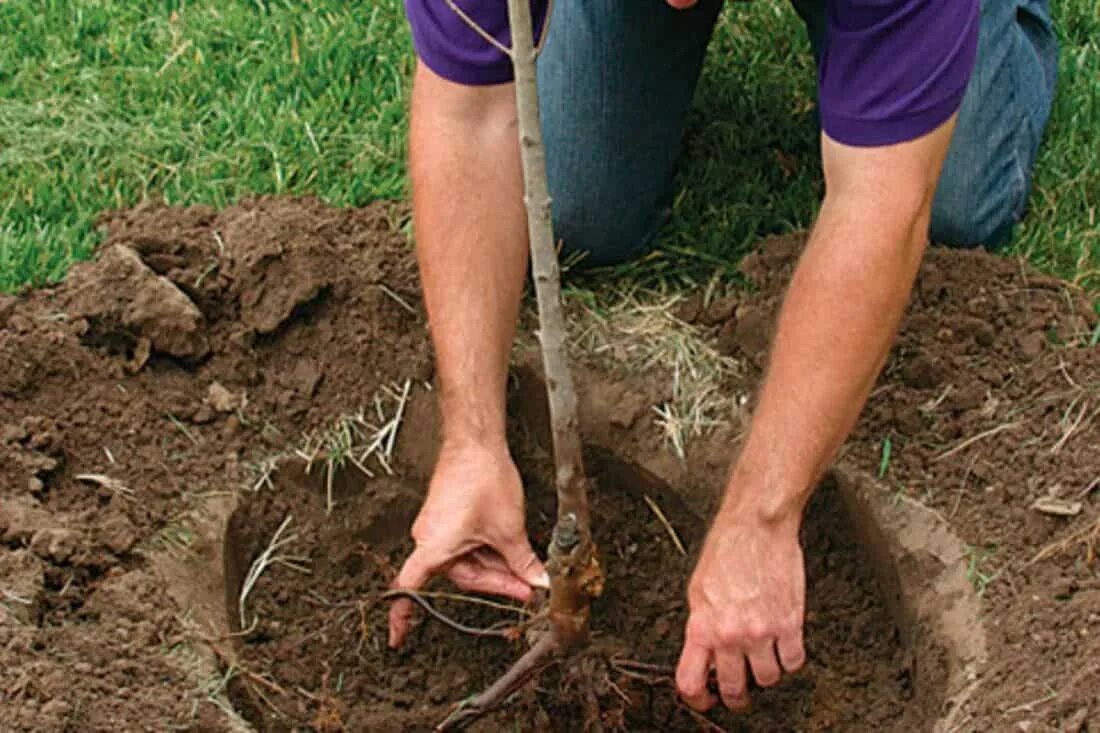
[432,0,603,728]
[504,0,603,650]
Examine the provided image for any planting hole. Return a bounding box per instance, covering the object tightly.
[222,389,946,731]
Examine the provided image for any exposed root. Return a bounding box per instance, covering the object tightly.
[381,589,521,640]
[435,633,561,731]
[1027,514,1100,567]
[642,494,687,556]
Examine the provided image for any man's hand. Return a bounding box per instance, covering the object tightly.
[387,441,549,648]
[666,0,698,8]
[676,511,806,712]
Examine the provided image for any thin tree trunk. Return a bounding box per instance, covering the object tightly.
[505,0,602,649]
[433,2,602,728]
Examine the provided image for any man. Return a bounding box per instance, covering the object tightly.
[387,0,1057,713]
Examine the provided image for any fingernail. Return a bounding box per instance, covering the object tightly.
[535,571,551,589]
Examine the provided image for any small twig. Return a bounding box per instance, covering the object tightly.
[325,459,335,515]
[377,284,418,315]
[441,0,513,57]
[2,589,33,605]
[610,657,675,676]
[166,413,200,446]
[1051,399,1091,454]
[642,495,686,556]
[933,421,1022,462]
[1002,687,1057,715]
[1079,475,1100,498]
[382,589,517,639]
[75,473,135,498]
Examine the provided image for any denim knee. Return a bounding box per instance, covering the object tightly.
[550,187,667,268]
[930,175,1025,250]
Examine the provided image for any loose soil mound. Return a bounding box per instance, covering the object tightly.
[1,197,1096,732]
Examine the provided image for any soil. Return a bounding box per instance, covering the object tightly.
[0,197,1096,732]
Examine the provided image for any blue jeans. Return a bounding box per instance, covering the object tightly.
[536,0,1059,266]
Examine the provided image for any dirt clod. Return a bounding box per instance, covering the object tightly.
[64,244,211,360]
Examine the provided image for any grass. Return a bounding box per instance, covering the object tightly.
[1,0,1097,292]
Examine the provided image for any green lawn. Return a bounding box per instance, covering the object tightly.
[1,0,1097,293]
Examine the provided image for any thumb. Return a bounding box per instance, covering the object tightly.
[387,548,435,648]
[496,536,550,590]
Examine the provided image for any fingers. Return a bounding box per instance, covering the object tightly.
[777,630,806,674]
[745,639,782,689]
[676,636,717,712]
[387,548,434,649]
[447,556,534,602]
[494,536,550,590]
[714,650,750,711]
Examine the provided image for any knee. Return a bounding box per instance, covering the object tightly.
[550,187,667,268]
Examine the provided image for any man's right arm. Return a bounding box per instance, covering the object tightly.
[388,62,547,648]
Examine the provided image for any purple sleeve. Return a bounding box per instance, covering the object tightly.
[404,0,548,86]
[819,0,980,147]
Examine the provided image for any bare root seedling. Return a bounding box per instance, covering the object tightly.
[397,1,605,729]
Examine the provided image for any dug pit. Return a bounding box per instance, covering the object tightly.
[220,373,978,732]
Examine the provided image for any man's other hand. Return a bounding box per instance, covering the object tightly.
[675,513,807,711]
[387,441,548,648]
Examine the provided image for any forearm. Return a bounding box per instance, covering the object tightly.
[722,120,957,526]
[722,196,928,524]
[410,63,527,449]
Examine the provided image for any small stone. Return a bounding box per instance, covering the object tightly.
[1031,497,1083,517]
[222,415,242,437]
[27,477,44,494]
[206,382,238,413]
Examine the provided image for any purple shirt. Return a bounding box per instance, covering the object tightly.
[405,0,979,147]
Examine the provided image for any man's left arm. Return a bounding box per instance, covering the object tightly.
[676,116,960,712]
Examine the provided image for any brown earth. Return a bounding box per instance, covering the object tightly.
[0,197,1096,732]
